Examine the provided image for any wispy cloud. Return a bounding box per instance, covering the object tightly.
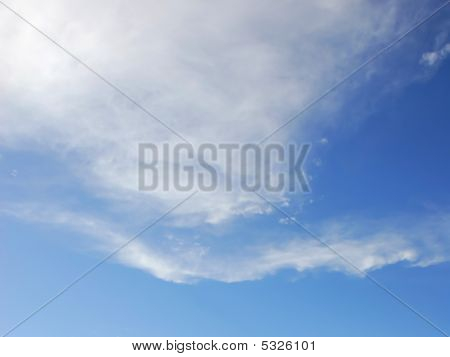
[3,202,450,283]
[0,0,407,223]
[421,43,450,66]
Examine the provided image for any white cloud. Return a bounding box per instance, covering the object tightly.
[421,43,450,66]
[0,0,407,224]
[279,217,294,225]
[3,202,450,283]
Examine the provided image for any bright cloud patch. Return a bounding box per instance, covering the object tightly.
[2,203,450,283]
[0,0,405,223]
[421,43,450,66]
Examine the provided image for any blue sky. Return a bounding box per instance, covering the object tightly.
[1,0,450,336]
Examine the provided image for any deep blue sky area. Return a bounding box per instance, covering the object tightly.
[307,51,450,220]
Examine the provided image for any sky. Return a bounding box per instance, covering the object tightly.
[1,0,450,336]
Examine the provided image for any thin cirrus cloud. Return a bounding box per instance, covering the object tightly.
[1,0,448,282]
[0,0,406,223]
[2,203,450,283]
[421,42,450,66]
